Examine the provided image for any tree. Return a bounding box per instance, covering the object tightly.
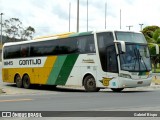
[3,18,35,41]
[21,26,35,40]
[142,25,159,43]
[142,26,160,72]
[3,18,23,41]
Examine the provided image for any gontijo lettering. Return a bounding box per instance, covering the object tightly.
[19,59,41,65]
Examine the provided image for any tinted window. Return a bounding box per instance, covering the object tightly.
[3,34,95,59]
[106,45,118,72]
[30,41,57,56]
[77,35,95,53]
[97,32,114,50]
[4,45,21,59]
[58,38,79,55]
[21,44,30,57]
[97,32,118,73]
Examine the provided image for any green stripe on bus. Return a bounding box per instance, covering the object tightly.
[55,54,79,85]
[47,54,79,85]
[47,56,67,85]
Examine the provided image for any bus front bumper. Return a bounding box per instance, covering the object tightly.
[117,77,152,88]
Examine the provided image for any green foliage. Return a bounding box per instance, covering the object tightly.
[153,28,160,44]
[142,25,160,43]
[21,26,35,40]
[142,26,160,72]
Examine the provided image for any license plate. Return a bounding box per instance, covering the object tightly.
[132,72,138,75]
[137,81,143,84]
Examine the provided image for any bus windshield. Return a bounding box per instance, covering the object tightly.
[118,44,151,72]
[115,32,151,72]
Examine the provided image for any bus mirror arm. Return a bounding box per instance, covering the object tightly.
[114,40,126,53]
[148,43,159,55]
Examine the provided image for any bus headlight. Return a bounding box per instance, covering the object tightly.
[119,73,131,79]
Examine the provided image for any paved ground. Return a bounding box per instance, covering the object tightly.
[0,82,160,95]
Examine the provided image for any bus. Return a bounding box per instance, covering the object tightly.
[2,30,158,92]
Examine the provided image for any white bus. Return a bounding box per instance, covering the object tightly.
[2,30,157,92]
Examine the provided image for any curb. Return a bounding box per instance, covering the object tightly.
[0,88,5,94]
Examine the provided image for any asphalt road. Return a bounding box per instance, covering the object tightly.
[0,85,160,111]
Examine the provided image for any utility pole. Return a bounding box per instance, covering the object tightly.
[126,25,133,30]
[0,13,3,45]
[87,0,88,31]
[69,2,71,32]
[120,9,121,29]
[105,2,107,29]
[77,0,79,32]
[139,23,144,31]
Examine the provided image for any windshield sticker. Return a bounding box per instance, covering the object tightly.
[136,45,140,49]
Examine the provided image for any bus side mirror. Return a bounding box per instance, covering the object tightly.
[148,43,159,55]
[114,40,126,53]
[155,44,159,55]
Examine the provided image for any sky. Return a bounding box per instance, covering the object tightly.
[0,0,160,37]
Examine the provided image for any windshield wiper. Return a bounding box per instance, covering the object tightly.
[133,48,149,72]
[137,49,149,71]
[133,49,140,71]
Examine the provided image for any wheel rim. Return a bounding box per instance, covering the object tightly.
[87,78,95,89]
[16,77,20,83]
[16,75,22,87]
[23,75,30,88]
[25,78,29,85]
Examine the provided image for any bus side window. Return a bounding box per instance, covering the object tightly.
[89,44,95,52]
[77,35,95,53]
[21,45,29,57]
[77,37,86,53]
[3,47,7,59]
[6,45,21,59]
[106,45,118,72]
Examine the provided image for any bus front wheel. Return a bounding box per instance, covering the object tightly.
[84,75,100,92]
[111,88,124,92]
[15,74,23,88]
[23,75,31,89]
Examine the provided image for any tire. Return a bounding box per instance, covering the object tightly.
[15,74,23,88]
[111,88,124,92]
[52,85,57,88]
[84,75,100,92]
[23,75,31,89]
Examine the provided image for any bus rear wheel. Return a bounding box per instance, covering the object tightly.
[23,75,31,89]
[111,88,124,92]
[15,74,23,88]
[84,75,100,92]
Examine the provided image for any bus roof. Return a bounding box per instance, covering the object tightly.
[3,31,94,46]
[33,32,75,40]
[3,30,141,47]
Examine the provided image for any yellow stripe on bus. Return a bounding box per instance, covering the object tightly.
[35,56,57,84]
[44,56,57,68]
[2,56,58,85]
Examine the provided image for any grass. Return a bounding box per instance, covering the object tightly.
[152,63,160,73]
[152,76,160,84]
[152,69,160,73]
[152,67,160,73]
